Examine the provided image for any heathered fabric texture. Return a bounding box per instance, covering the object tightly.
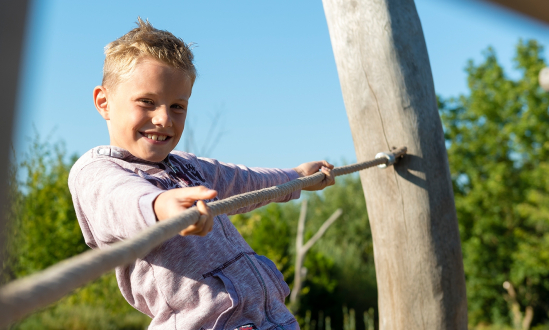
[68,146,301,330]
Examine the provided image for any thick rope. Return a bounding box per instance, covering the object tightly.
[0,147,406,326]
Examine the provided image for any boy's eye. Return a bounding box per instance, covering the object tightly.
[139,99,154,105]
[171,104,187,112]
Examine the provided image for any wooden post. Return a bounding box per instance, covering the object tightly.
[0,0,29,285]
[321,0,467,329]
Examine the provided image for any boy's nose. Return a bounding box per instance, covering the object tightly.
[151,107,172,127]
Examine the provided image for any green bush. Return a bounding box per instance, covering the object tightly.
[440,40,549,327]
[4,137,150,329]
[12,272,150,330]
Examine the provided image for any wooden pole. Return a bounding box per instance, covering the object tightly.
[0,0,29,280]
[321,0,467,329]
[0,0,29,323]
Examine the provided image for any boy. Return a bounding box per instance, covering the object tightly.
[68,18,335,330]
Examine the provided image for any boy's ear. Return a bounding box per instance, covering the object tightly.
[93,86,110,120]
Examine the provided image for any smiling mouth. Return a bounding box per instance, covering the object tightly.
[140,132,172,141]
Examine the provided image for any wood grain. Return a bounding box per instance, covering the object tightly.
[321,0,467,328]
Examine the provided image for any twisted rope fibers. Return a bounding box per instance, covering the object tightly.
[0,147,406,326]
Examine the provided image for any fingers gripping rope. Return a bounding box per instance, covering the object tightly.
[0,147,406,327]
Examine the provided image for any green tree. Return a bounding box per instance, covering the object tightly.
[4,137,150,329]
[5,138,85,278]
[440,40,549,328]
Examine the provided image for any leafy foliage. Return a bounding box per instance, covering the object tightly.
[3,137,150,329]
[440,40,549,327]
[4,138,85,279]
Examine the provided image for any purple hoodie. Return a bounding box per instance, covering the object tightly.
[68,146,301,330]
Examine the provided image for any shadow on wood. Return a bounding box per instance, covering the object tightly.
[322,0,467,328]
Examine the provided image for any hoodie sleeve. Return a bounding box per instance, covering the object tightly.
[196,157,301,215]
[69,159,163,249]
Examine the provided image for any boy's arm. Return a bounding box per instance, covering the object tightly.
[69,160,164,247]
[198,157,299,200]
[71,160,219,246]
[196,157,335,215]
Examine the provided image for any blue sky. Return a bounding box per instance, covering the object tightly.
[14,0,549,169]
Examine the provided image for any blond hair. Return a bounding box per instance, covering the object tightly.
[102,17,196,89]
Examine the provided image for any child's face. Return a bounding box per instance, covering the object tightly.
[94,58,192,162]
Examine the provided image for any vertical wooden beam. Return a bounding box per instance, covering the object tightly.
[321,0,467,329]
[0,0,29,280]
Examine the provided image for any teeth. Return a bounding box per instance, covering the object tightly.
[144,133,168,141]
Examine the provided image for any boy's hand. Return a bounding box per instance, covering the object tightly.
[293,160,335,191]
[153,186,218,237]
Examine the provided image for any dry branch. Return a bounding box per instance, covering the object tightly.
[290,200,342,312]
